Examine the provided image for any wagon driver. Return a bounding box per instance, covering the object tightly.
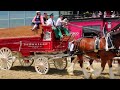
[46,13,60,39]
[56,14,70,38]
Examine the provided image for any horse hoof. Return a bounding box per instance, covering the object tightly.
[68,72,74,76]
[91,74,98,79]
[84,73,90,79]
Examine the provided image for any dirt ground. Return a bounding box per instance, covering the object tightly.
[0,59,119,79]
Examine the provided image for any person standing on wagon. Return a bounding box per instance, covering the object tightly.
[56,15,70,37]
[31,11,45,31]
[46,13,60,39]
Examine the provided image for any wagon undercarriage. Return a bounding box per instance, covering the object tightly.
[0,47,70,74]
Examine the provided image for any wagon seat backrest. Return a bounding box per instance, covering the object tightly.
[42,26,53,40]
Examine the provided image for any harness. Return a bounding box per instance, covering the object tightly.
[73,38,84,55]
[94,37,100,52]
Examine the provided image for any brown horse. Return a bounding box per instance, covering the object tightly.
[67,31,120,79]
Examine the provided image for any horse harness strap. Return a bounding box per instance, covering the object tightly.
[94,37,100,52]
[105,33,115,51]
[74,38,84,55]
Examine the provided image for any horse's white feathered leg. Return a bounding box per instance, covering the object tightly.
[117,63,120,75]
[109,67,115,79]
[82,67,90,79]
[92,67,103,79]
[67,63,75,75]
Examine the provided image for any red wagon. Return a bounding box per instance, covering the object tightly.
[0,26,70,74]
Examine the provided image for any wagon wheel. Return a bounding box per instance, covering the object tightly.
[54,58,67,70]
[34,57,49,74]
[0,47,13,70]
[19,57,34,67]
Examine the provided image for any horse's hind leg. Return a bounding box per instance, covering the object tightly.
[92,59,107,79]
[117,60,120,75]
[108,59,115,79]
[78,56,90,79]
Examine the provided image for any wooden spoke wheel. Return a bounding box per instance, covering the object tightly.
[35,57,49,74]
[54,58,67,70]
[0,47,13,70]
[19,57,34,67]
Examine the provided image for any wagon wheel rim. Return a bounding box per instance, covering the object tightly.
[54,58,67,70]
[0,47,13,70]
[35,57,49,74]
[19,57,34,67]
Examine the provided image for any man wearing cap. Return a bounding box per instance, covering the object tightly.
[56,14,70,38]
[46,13,60,39]
[31,11,45,31]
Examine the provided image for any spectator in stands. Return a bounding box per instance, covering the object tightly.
[92,11,96,18]
[98,11,102,18]
[104,11,107,18]
[31,11,45,31]
[111,11,116,18]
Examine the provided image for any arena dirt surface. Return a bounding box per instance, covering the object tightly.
[0,26,42,38]
[0,59,119,79]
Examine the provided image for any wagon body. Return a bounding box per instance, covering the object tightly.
[0,26,68,57]
[0,26,69,74]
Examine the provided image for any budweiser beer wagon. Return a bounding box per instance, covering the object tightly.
[0,26,71,74]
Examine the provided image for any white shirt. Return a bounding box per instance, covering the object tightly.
[68,42,74,51]
[70,43,74,51]
[56,18,63,26]
[46,18,55,26]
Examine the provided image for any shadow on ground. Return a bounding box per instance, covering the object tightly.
[11,66,36,72]
[10,66,112,79]
[10,66,83,76]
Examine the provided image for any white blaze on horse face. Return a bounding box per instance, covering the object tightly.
[109,67,115,79]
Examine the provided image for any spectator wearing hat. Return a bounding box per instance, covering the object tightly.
[56,14,70,38]
[31,11,45,31]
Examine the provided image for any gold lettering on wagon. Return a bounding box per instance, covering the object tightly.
[23,42,50,48]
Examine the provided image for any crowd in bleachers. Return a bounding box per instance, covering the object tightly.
[65,11,120,20]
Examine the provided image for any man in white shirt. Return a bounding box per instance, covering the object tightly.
[46,13,59,39]
[46,13,55,26]
[56,15,70,38]
[68,40,75,56]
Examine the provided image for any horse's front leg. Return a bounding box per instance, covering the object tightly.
[108,59,115,79]
[86,59,94,73]
[92,59,107,79]
[67,55,78,75]
[116,60,120,75]
[78,56,90,79]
